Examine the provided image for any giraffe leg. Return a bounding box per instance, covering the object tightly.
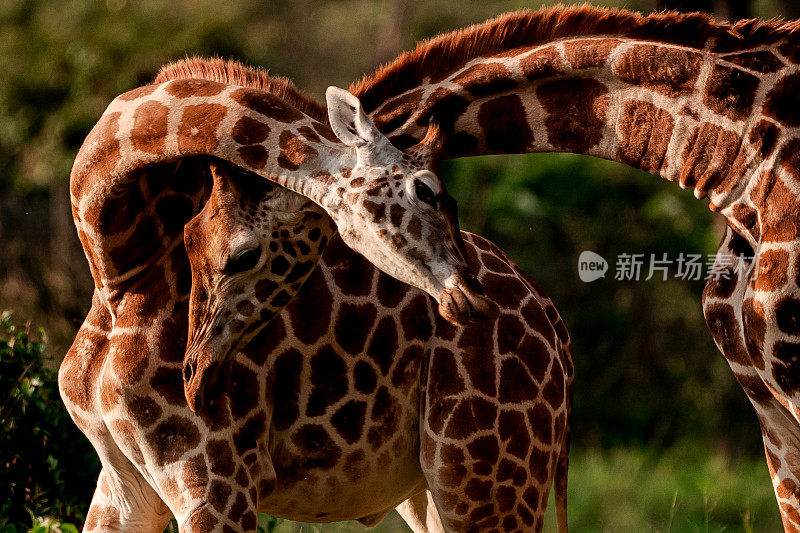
[83,465,172,533]
[552,406,570,533]
[420,349,568,532]
[749,389,800,532]
[553,343,573,533]
[395,489,446,533]
[703,228,800,531]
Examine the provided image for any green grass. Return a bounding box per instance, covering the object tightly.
[258,445,781,533]
[541,444,780,532]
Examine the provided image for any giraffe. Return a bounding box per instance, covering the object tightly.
[185,153,573,532]
[66,62,496,412]
[61,58,567,532]
[338,5,800,530]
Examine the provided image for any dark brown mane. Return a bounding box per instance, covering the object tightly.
[155,56,326,122]
[350,4,800,113]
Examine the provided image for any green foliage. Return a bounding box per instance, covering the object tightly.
[0,312,99,531]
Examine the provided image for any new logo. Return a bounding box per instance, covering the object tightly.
[578,251,608,282]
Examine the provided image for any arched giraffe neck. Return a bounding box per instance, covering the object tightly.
[70,79,352,307]
[363,35,794,221]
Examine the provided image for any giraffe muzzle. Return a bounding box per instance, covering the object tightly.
[183,352,231,413]
[438,275,498,326]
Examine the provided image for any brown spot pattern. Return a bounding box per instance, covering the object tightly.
[705,303,749,365]
[703,64,759,121]
[277,130,318,171]
[750,171,800,242]
[617,100,674,172]
[721,51,784,73]
[177,103,227,153]
[146,415,201,466]
[231,88,306,122]
[335,303,377,355]
[680,122,740,193]
[130,101,169,154]
[564,38,620,69]
[307,346,348,416]
[232,115,270,145]
[538,78,607,152]
[519,46,564,81]
[614,44,702,97]
[372,89,424,132]
[165,78,226,98]
[451,63,517,96]
[755,249,789,292]
[415,88,470,127]
[287,270,333,345]
[749,120,779,159]
[477,94,534,154]
[118,84,158,101]
[763,73,800,127]
[238,145,269,169]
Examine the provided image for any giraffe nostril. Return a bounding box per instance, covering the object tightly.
[183,361,195,383]
[462,275,485,295]
[471,278,486,295]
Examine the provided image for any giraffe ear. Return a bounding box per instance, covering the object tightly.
[326,86,391,157]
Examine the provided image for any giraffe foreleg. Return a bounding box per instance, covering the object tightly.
[750,386,800,533]
[82,465,172,533]
[420,353,568,532]
[395,488,446,533]
[703,228,800,531]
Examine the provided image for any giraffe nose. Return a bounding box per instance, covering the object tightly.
[182,360,195,383]
[438,274,498,325]
[464,274,485,295]
[184,344,234,413]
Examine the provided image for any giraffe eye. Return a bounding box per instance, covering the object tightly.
[224,247,262,274]
[414,179,437,208]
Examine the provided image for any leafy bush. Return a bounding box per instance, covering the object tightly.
[0,311,99,532]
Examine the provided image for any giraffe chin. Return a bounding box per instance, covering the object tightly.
[438,281,499,326]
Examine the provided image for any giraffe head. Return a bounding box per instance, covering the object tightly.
[322,87,497,325]
[182,158,332,411]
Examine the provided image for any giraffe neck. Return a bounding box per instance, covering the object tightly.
[366,36,795,221]
[70,79,351,308]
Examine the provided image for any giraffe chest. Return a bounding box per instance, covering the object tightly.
[260,431,423,522]
[246,284,431,521]
[256,331,426,520]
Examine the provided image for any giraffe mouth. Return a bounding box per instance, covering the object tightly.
[183,355,232,413]
[438,275,498,326]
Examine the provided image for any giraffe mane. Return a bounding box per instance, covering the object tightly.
[350,3,800,113]
[155,56,327,122]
